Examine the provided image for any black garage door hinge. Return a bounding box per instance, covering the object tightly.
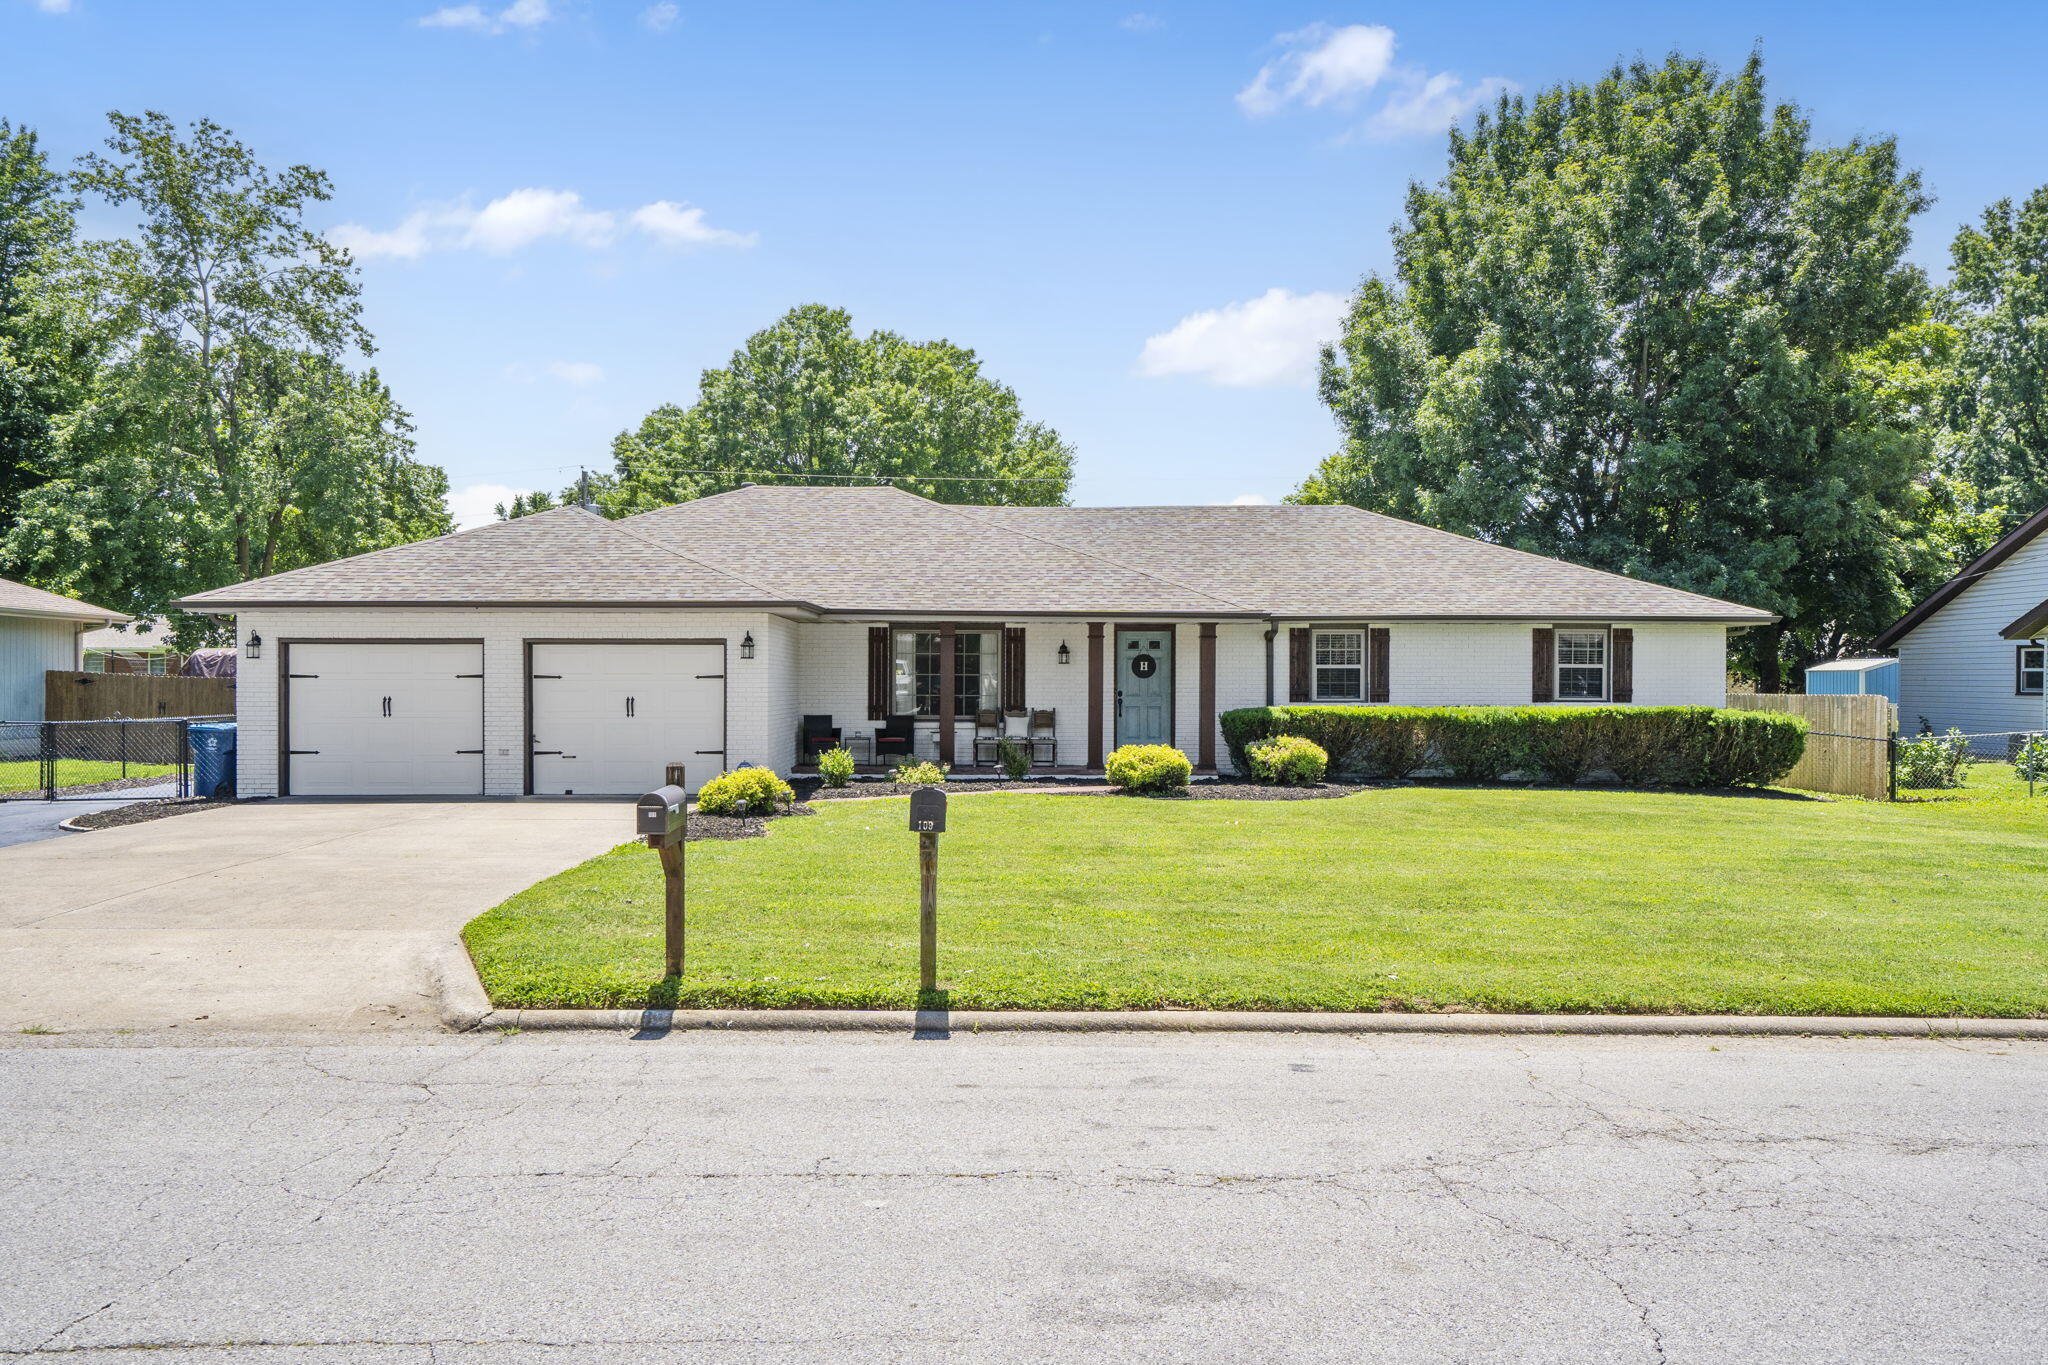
[455,749,484,754]
[696,673,725,679]
[532,749,563,755]
[695,749,725,755]
[530,674,562,679]
[288,673,319,678]
[456,673,483,679]
[288,749,321,755]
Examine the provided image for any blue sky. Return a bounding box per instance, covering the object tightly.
[7,1,2046,524]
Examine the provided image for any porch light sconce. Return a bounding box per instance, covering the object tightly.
[740,631,755,660]
[245,632,262,660]
[1057,641,1071,665]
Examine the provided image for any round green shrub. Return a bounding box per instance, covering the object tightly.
[816,746,855,788]
[695,767,795,816]
[1247,734,1328,785]
[1105,744,1193,792]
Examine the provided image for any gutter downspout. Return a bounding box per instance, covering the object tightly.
[1263,620,1279,705]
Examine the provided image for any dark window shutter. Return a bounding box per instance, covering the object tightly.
[1611,628,1633,703]
[1289,628,1312,702]
[868,626,891,721]
[1001,626,1026,715]
[1368,627,1390,703]
[1531,628,1555,703]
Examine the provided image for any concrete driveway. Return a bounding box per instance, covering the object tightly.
[0,799,627,1032]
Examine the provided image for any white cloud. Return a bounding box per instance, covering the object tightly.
[1365,71,1516,140]
[629,200,758,250]
[330,189,753,260]
[1119,12,1162,32]
[546,360,604,386]
[448,483,526,530]
[34,0,74,12]
[1139,288,1347,388]
[464,188,616,253]
[1222,493,1271,505]
[640,2,679,31]
[1237,23,1395,116]
[418,0,550,34]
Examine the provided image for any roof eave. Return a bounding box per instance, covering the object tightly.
[0,605,131,625]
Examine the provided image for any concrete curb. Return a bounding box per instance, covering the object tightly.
[456,1006,2048,1040]
[428,939,494,1033]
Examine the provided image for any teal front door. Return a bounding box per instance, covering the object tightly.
[1116,628,1174,747]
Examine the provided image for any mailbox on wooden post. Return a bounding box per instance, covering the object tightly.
[909,789,946,995]
[637,776,688,977]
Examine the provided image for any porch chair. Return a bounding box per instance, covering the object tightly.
[971,709,1005,767]
[800,714,842,762]
[1027,709,1056,767]
[874,713,917,765]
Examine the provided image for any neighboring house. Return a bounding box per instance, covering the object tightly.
[0,577,130,723]
[82,621,183,675]
[174,484,1775,797]
[1875,504,2048,737]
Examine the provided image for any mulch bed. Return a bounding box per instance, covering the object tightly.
[62,797,236,831]
[686,804,816,842]
[790,777,1376,803]
[795,778,1094,802]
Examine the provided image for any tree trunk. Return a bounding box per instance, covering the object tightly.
[1755,622,1788,693]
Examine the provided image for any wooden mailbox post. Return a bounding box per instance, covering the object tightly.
[636,775,688,978]
[909,788,946,995]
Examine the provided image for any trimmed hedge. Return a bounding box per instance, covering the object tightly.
[696,766,796,815]
[1106,744,1194,792]
[1220,706,1806,789]
[1247,734,1329,786]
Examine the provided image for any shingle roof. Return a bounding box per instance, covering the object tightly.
[0,576,128,623]
[176,506,791,609]
[174,485,1774,622]
[971,504,1772,620]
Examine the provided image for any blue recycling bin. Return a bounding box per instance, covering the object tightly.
[189,721,237,800]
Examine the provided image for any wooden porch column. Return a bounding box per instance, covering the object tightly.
[1198,623,1217,771]
[938,621,956,766]
[1087,622,1105,769]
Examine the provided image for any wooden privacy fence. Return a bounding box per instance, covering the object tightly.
[1726,692,1895,800]
[43,670,233,723]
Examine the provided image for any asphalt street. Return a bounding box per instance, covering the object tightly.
[4,1028,2045,1364]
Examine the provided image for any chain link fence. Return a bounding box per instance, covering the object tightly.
[0,716,231,802]
[1892,728,2046,800]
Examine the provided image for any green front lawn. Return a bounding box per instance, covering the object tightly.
[464,785,2048,1017]
[0,758,178,796]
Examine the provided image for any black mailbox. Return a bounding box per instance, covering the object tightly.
[909,787,947,833]
[636,784,688,842]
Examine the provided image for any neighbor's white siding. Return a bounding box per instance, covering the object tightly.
[0,616,82,723]
[1261,620,1733,709]
[230,608,789,798]
[1897,532,2048,736]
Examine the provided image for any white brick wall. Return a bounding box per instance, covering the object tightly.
[1261,620,1730,709]
[1897,533,2048,736]
[227,609,1736,795]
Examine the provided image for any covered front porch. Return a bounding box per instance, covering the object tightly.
[780,617,1258,775]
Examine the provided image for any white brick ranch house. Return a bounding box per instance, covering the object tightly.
[174,484,1774,797]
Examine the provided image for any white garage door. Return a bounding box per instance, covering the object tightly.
[286,643,485,796]
[528,643,726,795]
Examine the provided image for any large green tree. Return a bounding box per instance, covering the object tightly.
[3,113,449,641]
[1943,185,2048,530]
[1293,54,1933,688]
[0,120,90,554]
[598,304,1074,513]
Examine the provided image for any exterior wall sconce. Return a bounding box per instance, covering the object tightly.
[740,631,755,660]
[1057,641,1071,665]
[245,632,262,660]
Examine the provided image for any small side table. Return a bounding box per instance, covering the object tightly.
[845,732,874,765]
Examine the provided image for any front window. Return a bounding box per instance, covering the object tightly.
[1314,630,1365,701]
[893,631,999,718]
[1555,630,1608,700]
[2020,645,2044,696]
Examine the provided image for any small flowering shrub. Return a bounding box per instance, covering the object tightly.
[816,746,855,788]
[1105,744,1193,792]
[695,767,795,816]
[2014,735,2048,786]
[1247,734,1329,786]
[891,758,949,785]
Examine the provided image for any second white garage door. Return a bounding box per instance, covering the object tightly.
[528,642,726,795]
